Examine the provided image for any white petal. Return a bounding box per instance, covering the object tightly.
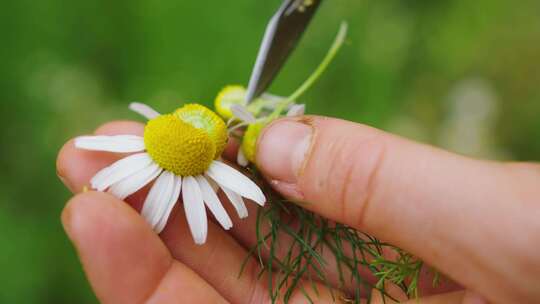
[91,153,153,191]
[140,172,168,227]
[141,171,173,228]
[286,104,306,117]
[90,166,113,188]
[220,185,248,219]
[155,175,182,233]
[129,102,160,120]
[196,176,233,230]
[182,176,208,245]
[206,160,266,206]
[231,104,257,123]
[108,163,162,200]
[75,135,145,153]
[207,178,220,193]
[236,148,249,167]
[141,171,177,232]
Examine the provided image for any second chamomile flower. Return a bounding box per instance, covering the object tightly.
[214,85,306,166]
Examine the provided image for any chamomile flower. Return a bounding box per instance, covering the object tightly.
[75,102,266,244]
[214,85,248,120]
[215,85,303,121]
[234,104,305,166]
[214,86,306,166]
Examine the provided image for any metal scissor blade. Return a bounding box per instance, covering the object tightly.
[245,0,322,103]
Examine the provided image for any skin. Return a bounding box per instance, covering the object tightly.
[56,116,540,304]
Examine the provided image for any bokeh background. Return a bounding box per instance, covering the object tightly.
[1,0,539,302]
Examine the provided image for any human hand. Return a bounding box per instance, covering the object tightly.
[254,116,540,304]
[57,117,540,304]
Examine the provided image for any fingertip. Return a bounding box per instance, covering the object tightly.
[61,191,173,304]
[60,191,75,239]
[61,191,93,241]
[56,138,119,193]
[61,190,161,250]
[256,117,314,185]
[57,138,77,192]
[94,120,145,135]
[62,191,129,244]
[56,120,145,193]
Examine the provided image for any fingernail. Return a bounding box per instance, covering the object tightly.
[257,119,313,184]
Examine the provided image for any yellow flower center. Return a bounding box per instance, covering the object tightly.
[241,122,266,163]
[174,104,228,159]
[144,114,215,177]
[214,85,247,119]
[144,104,228,176]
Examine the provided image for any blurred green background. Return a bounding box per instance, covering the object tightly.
[1,0,539,302]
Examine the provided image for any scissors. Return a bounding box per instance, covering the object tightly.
[245,0,323,103]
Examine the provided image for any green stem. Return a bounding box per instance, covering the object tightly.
[268,21,348,120]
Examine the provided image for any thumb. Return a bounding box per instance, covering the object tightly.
[61,192,226,304]
[255,116,540,304]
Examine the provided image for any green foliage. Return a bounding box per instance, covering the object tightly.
[245,173,429,303]
[370,250,425,298]
[0,0,538,303]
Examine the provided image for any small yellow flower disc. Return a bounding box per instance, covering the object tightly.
[241,122,266,163]
[174,104,228,159]
[144,114,215,176]
[214,85,247,119]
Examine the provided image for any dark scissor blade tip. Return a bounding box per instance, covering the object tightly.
[246,0,322,103]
